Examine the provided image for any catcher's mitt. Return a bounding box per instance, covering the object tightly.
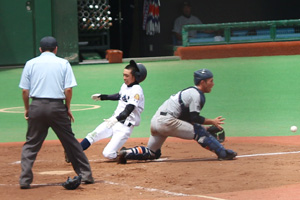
[207,126,225,143]
[62,175,82,190]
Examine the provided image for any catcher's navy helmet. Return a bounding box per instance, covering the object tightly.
[194,69,213,85]
[130,60,147,83]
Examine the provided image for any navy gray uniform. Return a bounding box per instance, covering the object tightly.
[117,69,237,163]
[148,87,204,151]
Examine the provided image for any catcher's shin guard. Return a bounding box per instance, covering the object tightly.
[194,124,236,160]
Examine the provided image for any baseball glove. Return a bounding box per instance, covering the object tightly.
[62,175,82,190]
[207,126,225,143]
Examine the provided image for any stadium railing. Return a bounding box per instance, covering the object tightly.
[182,19,300,47]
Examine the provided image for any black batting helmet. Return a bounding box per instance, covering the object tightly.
[129,60,147,83]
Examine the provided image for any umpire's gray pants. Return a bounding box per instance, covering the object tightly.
[19,99,93,186]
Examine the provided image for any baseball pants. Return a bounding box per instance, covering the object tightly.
[85,121,134,159]
[147,110,195,151]
[19,99,93,186]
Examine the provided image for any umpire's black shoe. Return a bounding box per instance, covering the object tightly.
[82,177,94,184]
[117,147,127,164]
[20,184,31,189]
[218,149,237,161]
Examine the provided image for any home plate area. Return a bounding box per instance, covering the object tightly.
[1,136,300,200]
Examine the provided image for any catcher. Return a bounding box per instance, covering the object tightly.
[117,69,237,164]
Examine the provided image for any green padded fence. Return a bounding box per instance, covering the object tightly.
[182,19,300,47]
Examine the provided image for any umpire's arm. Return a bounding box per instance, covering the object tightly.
[22,89,29,120]
[65,87,75,122]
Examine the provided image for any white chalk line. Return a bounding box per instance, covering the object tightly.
[236,150,300,158]
[88,157,169,163]
[0,104,100,113]
[5,150,300,200]
[103,180,227,200]
[0,183,61,187]
[86,151,300,163]
[0,181,226,200]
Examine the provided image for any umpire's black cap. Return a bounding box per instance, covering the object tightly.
[40,36,57,48]
[182,0,191,7]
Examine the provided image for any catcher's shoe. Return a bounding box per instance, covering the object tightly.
[64,151,70,163]
[218,149,237,161]
[117,147,128,164]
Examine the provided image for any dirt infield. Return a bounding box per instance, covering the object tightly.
[2,136,300,200]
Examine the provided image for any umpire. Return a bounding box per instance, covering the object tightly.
[19,36,94,189]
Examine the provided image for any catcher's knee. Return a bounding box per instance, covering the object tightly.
[193,124,210,140]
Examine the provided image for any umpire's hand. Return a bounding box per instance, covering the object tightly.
[68,110,75,122]
[24,109,29,120]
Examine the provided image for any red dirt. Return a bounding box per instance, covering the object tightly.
[175,41,300,60]
[1,136,300,200]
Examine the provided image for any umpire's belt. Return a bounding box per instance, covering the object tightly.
[120,120,133,127]
[32,97,63,103]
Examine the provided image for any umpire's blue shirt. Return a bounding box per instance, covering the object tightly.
[19,52,77,99]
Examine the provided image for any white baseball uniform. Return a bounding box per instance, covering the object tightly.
[85,83,144,159]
